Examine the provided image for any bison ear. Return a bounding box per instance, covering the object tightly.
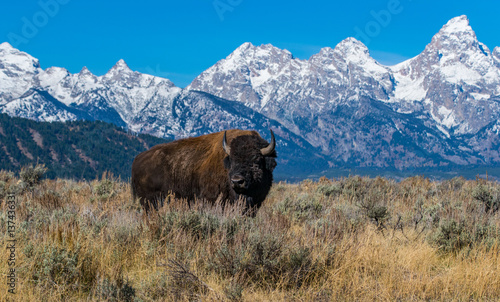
[265,157,277,171]
[223,156,231,169]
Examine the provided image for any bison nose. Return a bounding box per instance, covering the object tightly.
[231,175,246,187]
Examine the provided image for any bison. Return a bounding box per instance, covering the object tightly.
[131,129,277,214]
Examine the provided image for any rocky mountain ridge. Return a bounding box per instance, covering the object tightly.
[1,15,499,174]
[188,15,500,168]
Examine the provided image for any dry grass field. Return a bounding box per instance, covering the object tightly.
[0,165,499,301]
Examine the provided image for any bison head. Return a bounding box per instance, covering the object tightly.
[222,130,277,210]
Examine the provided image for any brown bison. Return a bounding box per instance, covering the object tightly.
[131,129,277,213]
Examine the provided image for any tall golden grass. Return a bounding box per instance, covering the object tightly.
[0,168,499,301]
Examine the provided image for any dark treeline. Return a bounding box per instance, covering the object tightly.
[0,114,169,180]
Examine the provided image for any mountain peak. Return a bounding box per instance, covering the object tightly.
[338,37,367,47]
[77,67,99,81]
[429,15,478,48]
[230,42,292,59]
[309,38,372,65]
[0,42,13,50]
[440,15,472,34]
[102,59,133,81]
[79,66,91,74]
[331,37,384,68]
[0,42,40,71]
[236,42,254,51]
[228,42,256,58]
[0,42,41,99]
[420,15,490,66]
[334,37,369,55]
[103,59,133,77]
[112,59,131,71]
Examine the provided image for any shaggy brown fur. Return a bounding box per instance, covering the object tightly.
[131,129,277,213]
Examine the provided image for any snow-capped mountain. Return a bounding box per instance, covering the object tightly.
[1,15,499,174]
[36,59,182,129]
[0,42,40,103]
[188,15,500,168]
[0,43,322,175]
[188,38,395,144]
[0,42,182,129]
[390,15,500,135]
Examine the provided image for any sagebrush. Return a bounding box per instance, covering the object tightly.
[0,169,499,301]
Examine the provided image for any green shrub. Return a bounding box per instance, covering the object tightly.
[206,226,319,289]
[283,246,316,287]
[0,181,6,200]
[357,187,389,228]
[208,230,285,285]
[341,176,366,200]
[0,170,15,199]
[244,232,284,280]
[430,219,472,254]
[34,246,78,286]
[366,205,389,226]
[317,183,342,196]
[224,280,244,301]
[177,210,221,240]
[94,178,115,200]
[30,245,97,292]
[19,164,47,191]
[135,271,169,301]
[472,184,495,212]
[222,217,241,242]
[148,209,224,244]
[423,203,442,228]
[274,194,323,221]
[95,276,136,302]
[0,170,15,182]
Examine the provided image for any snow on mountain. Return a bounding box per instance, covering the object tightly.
[391,15,500,135]
[134,89,326,174]
[189,38,395,110]
[1,15,500,172]
[190,16,499,141]
[190,42,299,110]
[188,15,500,167]
[37,67,75,105]
[188,37,395,150]
[100,59,180,124]
[392,15,499,88]
[493,47,500,67]
[5,53,182,127]
[309,37,395,102]
[2,89,84,122]
[0,45,319,174]
[0,42,40,103]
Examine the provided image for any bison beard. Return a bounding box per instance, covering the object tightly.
[131,129,277,214]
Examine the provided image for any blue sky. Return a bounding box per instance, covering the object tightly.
[1,0,499,87]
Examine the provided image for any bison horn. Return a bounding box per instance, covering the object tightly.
[222,131,231,155]
[260,129,276,156]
